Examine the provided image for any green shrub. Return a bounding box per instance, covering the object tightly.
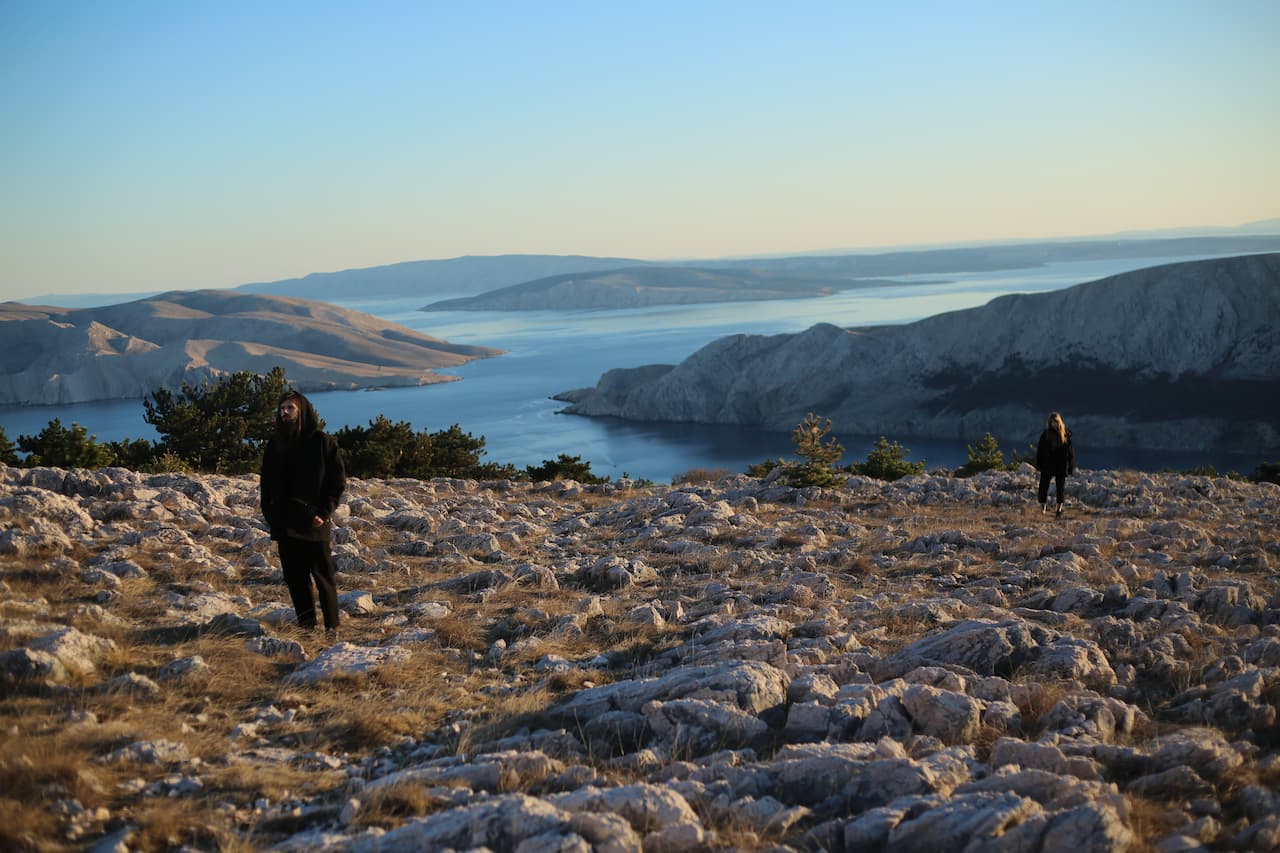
[17,419,115,468]
[849,436,925,481]
[785,413,846,487]
[672,468,731,485]
[336,417,501,480]
[107,438,158,471]
[746,458,785,479]
[524,454,607,484]
[144,367,290,474]
[955,432,1009,477]
[148,450,195,474]
[1010,443,1037,468]
[0,426,18,466]
[1248,462,1280,485]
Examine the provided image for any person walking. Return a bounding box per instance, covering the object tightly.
[1035,412,1075,515]
[260,391,346,635]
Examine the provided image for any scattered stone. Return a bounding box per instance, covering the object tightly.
[3,462,1278,852]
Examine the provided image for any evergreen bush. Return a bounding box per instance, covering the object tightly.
[955,432,1009,477]
[849,436,925,481]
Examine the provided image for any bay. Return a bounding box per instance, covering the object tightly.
[0,253,1266,481]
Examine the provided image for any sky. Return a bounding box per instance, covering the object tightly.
[2,0,1278,301]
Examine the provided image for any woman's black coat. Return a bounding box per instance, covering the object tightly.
[260,395,346,542]
[1036,428,1076,477]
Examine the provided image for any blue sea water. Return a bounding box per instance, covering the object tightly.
[0,254,1266,481]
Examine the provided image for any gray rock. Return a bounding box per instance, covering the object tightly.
[644,698,772,758]
[899,684,983,743]
[0,647,69,684]
[286,642,411,684]
[886,790,1042,851]
[873,618,1050,680]
[30,627,117,676]
[548,660,790,729]
[346,794,612,853]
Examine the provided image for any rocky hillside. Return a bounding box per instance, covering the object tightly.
[2,462,1278,851]
[0,290,503,405]
[557,253,1280,455]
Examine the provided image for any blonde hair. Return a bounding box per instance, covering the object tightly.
[1047,412,1067,444]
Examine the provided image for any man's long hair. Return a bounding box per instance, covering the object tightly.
[275,390,316,443]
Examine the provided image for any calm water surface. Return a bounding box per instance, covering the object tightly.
[0,254,1264,481]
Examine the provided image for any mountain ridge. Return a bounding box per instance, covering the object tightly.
[555,254,1280,455]
[0,290,502,406]
[18,232,1280,309]
[422,236,1280,312]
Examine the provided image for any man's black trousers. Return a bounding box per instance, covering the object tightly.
[278,537,340,631]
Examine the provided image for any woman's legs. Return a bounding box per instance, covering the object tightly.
[1037,472,1052,507]
[1054,474,1065,506]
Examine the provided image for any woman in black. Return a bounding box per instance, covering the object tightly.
[260,391,346,634]
[1035,411,1075,515]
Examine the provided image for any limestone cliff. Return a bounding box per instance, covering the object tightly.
[557,254,1280,454]
[0,290,503,405]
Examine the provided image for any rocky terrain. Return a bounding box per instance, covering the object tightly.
[0,290,502,406]
[557,253,1280,456]
[3,461,1279,851]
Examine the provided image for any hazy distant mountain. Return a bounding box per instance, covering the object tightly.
[0,290,502,406]
[422,236,1280,312]
[556,254,1280,455]
[236,254,649,301]
[701,235,1280,277]
[421,266,895,311]
[21,231,1278,310]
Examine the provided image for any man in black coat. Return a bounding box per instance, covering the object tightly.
[260,391,346,634]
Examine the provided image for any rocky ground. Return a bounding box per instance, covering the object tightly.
[1,461,1278,852]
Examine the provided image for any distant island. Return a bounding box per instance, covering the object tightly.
[0,290,502,406]
[24,232,1280,310]
[421,266,912,311]
[556,253,1280,455]
[419,235,1280,312]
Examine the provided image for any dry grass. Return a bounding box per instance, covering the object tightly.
[672,468,733,485]
[349,779,453,830]
[4,469,1279,851]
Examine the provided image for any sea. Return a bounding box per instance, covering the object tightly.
[0,254,1268,482]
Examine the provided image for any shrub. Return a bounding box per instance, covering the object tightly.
[336,416,434,479]
[785,413,846,487]
[144,366,290,474]
[146,449,195,474]
[673,468,731,485]
[1010,443,1037,468]
[524,454,607,484]
[955,433,1009,477]
[0,426,17,465]
[337,417,503,480]
[17,419,115,468]
[1248,462,1280,485]
[747,458,785,479]
[107,437,158,471]
[849,436,925,481]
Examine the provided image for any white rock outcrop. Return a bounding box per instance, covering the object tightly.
[558,253,1280,454]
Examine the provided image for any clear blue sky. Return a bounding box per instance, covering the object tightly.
[3,0,1277,299]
